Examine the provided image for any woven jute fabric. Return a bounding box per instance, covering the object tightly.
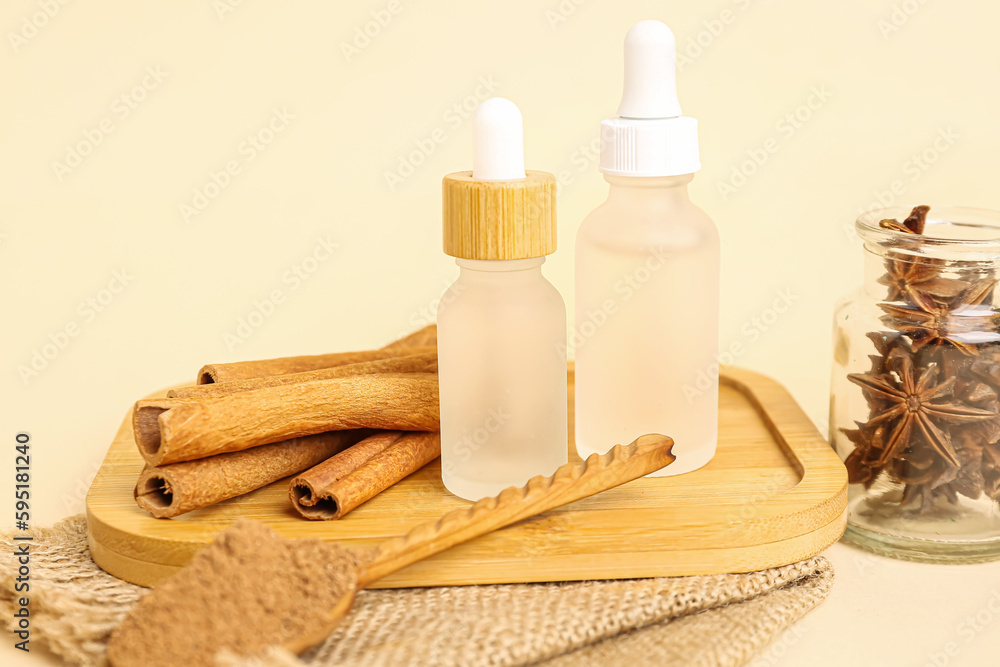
[1,517,833,667]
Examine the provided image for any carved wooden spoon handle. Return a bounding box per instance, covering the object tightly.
[359,434,675,587]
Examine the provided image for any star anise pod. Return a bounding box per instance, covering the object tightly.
[900,481,962,513]
[879,279,1000,355]
[954,372,1000,445]
[969,344,1000,388]
[983,443,1000,500]
[949,278,997,312]
[946,430,987,499]
[864,331,906,375]
[879,253,966,305]
[894,340,1000,507]
[841,423,886,487]
[888,440,940,486]
[847,349,996,469]
[879,205,930,235]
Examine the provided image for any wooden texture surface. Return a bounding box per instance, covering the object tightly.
[442,170,556,260]
[86,365,848,588]
[360,435,675,587]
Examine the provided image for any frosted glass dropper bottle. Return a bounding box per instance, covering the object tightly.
[575,20,720,476]
[437,97,568,501]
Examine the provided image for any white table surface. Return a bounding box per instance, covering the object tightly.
[3,537,999,666]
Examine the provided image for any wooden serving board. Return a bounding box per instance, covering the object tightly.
[87,366,848,588]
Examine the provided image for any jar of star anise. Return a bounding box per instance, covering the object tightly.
[830,205,1000,563]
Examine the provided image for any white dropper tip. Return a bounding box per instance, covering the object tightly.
[473,97,526,181]
[617,19,681,120]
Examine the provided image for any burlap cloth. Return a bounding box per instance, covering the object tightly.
[1,517,833,666]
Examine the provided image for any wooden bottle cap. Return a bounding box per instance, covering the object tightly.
[442,170,556,260]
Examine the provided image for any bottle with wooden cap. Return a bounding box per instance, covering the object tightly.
[437,97,568,501]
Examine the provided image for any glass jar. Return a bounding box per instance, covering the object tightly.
[830,205,1000,563]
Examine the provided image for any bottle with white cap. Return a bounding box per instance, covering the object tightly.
[574,20,719,476]
[437,97,568,501]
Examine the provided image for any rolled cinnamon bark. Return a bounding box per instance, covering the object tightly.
[290,431,441,520]
[133,373,440,466]
[134,430,371,518]
[169,352,437,399]
[381,324,437,351]
[196,324,437,384]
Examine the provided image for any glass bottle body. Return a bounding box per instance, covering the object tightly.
[438,257,568,500]
[574,175,720,475]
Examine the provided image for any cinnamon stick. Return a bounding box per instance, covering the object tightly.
[169,351,436,399]
[381,324,438,351]
[196,324,437,384]
[134,430,371,519]
[290,431,440,520]
[133,373,439,466]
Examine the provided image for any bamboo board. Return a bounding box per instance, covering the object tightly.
[87,366,848,588]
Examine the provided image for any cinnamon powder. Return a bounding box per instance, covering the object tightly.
[107,520,365,667]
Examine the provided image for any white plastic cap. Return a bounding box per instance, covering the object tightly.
[473,97,527,181]
[600,20,700,177]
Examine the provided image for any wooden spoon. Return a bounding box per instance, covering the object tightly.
[108,434,674,666]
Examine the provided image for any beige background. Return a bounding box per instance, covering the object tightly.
[2,1,999,665]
